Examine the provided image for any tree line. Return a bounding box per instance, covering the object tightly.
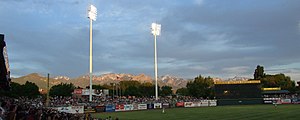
[0,81,173,98]
[1,65,299,98]
[0,81,40,98]
[253,65,297,92]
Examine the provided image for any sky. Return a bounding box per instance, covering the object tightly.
[1,0,300,81]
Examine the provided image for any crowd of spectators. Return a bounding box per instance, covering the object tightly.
[49,96,81,107]
[262,93,299,99]
[48,95,207,107]
[0,94,209,120]
[1,95,208,119]
[0,96,83,120]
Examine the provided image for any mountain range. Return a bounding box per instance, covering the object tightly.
[11,73,191,91]
[11,73,251,91]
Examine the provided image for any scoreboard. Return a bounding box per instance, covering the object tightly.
[214,80,262,105]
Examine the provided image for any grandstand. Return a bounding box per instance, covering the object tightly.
[261,87,300,104]
[214,80,263,105]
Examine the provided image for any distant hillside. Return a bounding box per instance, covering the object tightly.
[12,73,252,91]
[12,73,70,90]
[11,73,189,90]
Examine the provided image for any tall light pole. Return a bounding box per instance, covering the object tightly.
[151,23,161,100]
[88,4,97,102]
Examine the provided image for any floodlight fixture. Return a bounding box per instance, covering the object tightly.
[151,23,161,36]
[88,5,97,21]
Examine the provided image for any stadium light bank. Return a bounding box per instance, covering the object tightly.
[151,23,161,100]
[87,4,97,102]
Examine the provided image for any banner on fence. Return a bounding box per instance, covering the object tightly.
[154,103,162,109]
[201,100,209,107]
[105,105,115,112]
[57,106,84,114]
[162,103,170,108]
[138,104,147,110]
[133,104,138,110]
[147,104,154,109]
[281,99,291,104]
[57,107,71,113]
[184,102,194,107]
[176,102,184,107]
[95,106,105,112]
[115,104,125,111]
[263,98,280,104]
[193,102,201,107]
[124,104,134,111]
[71,106,84,113]
[291,98,300,104]
[209,100,217,106]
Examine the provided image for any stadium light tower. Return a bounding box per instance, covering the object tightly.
[151,22,161,100]
[88,4,97,102]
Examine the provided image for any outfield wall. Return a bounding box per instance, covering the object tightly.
[263,98,300,104]
[90,100,217,113]
[56,106,85,114]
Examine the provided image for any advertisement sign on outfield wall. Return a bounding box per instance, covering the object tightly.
[201,100,209,106]
[176,102,184,107]
[95,106,105,112]
[281,99,292,104]
[154,103,162,109]
[124,104,134,111]
[57,106,84,114]
[57,107,71,113]
[209,100,217,106]
[138,104,147,110]
[184,102,194,107]
[133,104,139,110]
[105,105,115,112]
[147,104,154,109]
[115,104,125,111]
[162,103,170,108]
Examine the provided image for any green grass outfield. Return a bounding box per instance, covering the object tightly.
[91,104,300,120]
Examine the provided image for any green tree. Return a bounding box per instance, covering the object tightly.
[124,86,140,96]
[49,83,75,97]
[104,83,114,96]
[92,84,107,90]
[22,81,40,98]
[139,82,154,97]
[0,81,40,98]
[0,82,23,97]
[261,73,296,93]
[9,82,23,97]
[160,86,172,97]
[254,65,265,80]
[120,81,141,89]
[252,65,296,93]
[119,81,141,96]
[186,75,214,98]
[176,88,189,96]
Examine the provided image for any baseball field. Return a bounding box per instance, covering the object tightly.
[91,104,300,120]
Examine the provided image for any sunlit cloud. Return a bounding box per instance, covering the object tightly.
[94,71,114,76]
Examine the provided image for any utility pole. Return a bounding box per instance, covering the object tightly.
[46,73,50,107]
